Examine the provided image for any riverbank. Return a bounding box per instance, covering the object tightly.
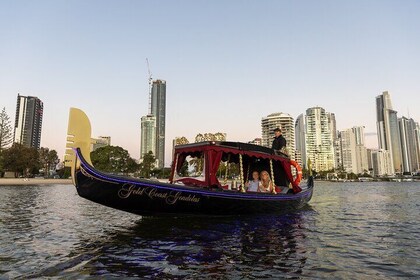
[0,178,73,185]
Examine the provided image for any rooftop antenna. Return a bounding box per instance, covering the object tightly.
[146,58,153,114]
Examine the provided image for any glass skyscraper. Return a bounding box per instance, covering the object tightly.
[376,91,402,174]
[140,115,156,162]
[13,94,43,149]
[295,114,306,168]
[151,80,166,169]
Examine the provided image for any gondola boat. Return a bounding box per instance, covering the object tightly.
[65,108,313,215]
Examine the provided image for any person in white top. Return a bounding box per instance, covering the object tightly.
[258,170,275,193]
[245,171,260,192]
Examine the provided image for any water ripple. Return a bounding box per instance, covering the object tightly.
[0,182,419,279]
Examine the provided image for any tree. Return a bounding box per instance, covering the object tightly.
[0,107,13,152]
[56,166,71,179]
[177,161,189,177]
[139,151,156,178]
[39,147,60,177]
[91,145,139,174]
[2,143,40,177]
[347,172,358,180]
[216,161,239,180]
[360,171,372,178]
[151,167,172,179]
[188,156,205,176]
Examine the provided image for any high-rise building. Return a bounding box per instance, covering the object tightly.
[140,115,156,162]
[376,91,402,174]
[140,79,166,168]
[340,129,356,173]
[415,122,420,172]
[327,112,341,170]
[371,149,393,177]
[327,112,337,141]
[353,126,368,174]
[366,148,373,173]
[295,114,306,168]
[151,80,166,168]
[304,107,335,172]
[398,117,420,173]
[261,112,295,159]
[340,127,368,174]
[13,94,43,149]
[294,150,303,168]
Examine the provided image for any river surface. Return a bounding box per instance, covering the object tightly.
[0,181,419,279]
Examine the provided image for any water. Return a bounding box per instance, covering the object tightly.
[0,182,419,279]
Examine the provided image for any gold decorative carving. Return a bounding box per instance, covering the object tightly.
[65,108,94,185]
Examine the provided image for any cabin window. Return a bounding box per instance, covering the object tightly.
[241,157,271,182]
[217,158,241,189]
[240,156,290,188]
[173,153,206,182]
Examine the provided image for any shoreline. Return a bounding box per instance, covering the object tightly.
[0,178,73,186]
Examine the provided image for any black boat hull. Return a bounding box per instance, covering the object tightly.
[74,150,314,216]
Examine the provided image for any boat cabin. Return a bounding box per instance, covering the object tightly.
[169,141,302,194]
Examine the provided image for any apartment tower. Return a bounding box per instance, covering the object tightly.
[398,117,420,173]
[304,107,335,172]
[13,94,43,149]
[339,126,368,174]
[261,112,295,159]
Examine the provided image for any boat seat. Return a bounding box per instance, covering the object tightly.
[276,186,291,194]
[174,177,207,188]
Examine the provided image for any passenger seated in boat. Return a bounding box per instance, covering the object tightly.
[245,171,260,192]
[259,170,275,193]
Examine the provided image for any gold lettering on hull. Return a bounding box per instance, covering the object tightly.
[118,184,200,204]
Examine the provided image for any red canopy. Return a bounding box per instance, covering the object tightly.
[170,141,302,193]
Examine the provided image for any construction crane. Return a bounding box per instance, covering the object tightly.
[146,58,153,114]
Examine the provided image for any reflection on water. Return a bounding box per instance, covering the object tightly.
[77,212,312,279]
[0,182,419,279]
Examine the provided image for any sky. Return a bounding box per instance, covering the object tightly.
[1,0,419,166]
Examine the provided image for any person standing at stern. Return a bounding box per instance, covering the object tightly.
[272,128,286,154]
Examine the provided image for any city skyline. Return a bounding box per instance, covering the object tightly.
[3,89,419,170]
[1,1,420,166]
